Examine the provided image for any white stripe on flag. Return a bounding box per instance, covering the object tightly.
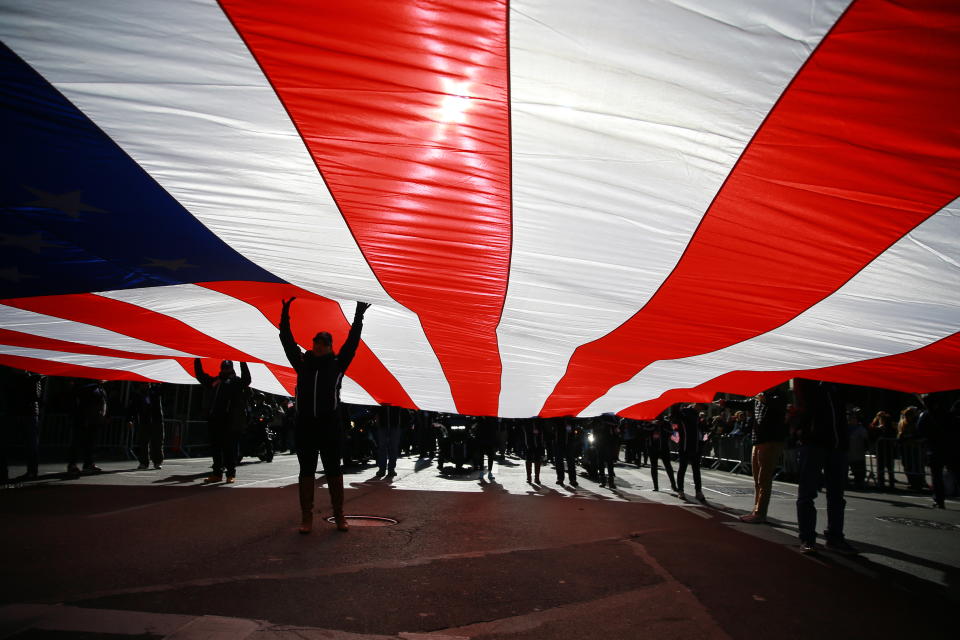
[336,301,456,412]
[0,0,453,411]
[0,304,194,358]
[0,346,198,384]
[583,200,960,415]
[245,362,289,398]
[498,0,852,417]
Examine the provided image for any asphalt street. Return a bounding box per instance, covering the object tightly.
[1,452,957,639]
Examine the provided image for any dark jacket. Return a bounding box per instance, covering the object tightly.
[193,360,251,430]
[793,379,848,450]
[670,405,701,454]
[279,312,363,423]
[725,389,789,446]
[126,385,164,425]
[74,380,107,424]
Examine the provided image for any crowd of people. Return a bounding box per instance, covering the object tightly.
[2,299,959,552]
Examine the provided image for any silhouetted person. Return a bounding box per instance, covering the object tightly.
[719,385,789,522]
[522,418,545,484]
[126,382,165,470]
[193,359,251,484]
[554,418,581,486]
[597,413,621,488]
[918,392,952,509]
[280,297,369,533]
[375,404,401,478]
[475,415,499,479]
[644,417,677,492]
[671,403,705,502]
[8,370,44,481]
[793,378,855,554]
[68,379,107,475]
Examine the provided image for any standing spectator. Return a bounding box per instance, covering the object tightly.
[375,404,401,478]
[553,417,581,486]
[475,416,499,480]
[522,418,545,484]
[67,379,107,475]
[193,359,251,484]
[918,392,952,509]
[127,382,165,470]
[720,385,789,522]
[643,417,677,493]
[279,297,369,533]
[9,370,45,481]
[847,410,868,490]
[671,403,705,502]
[793,378,855,554]
[597,413,621,488]
[898,405,924,490]
[869,410,896,490]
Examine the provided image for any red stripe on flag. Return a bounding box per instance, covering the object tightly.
[220,0,512,416]
[0,354,155,383]
[200,282,415,407]
[0,328,168,361]
[1,293,253,363]
[543,0,960,417]
[619,331,960,420]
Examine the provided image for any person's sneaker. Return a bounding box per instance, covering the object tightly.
[487,471,494,480]
[153,463,162,470]
[825,538,858,555]
[66,464,80,475]
[695,491,706,502]
[374,469,385,479]
[225,476,236,484]
[799,541,817,554]
[203,474,223,484]
[386,470,397,478]
[136,463,149,470]
[556,478,565,485]
[677,491,686,500]
[931,501,946,509]
[739,513,766,524]
[82,465,103,473]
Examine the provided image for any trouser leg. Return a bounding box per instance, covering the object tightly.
[376,425,387,472]
[650,452,660,491]
[691,453,701,493]
[677,454,688,492]
[824,448,847,542]
[751,446,761,513]
[388,426,400,472]
[796,446,823,544]
[222,429,239,477]
[662,453,677,491]
[136,421,150,466]
[150,420,165,466]
[756,442,783,518]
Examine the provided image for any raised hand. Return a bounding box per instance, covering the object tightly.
[355,301,371,316]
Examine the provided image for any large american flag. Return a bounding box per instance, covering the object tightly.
[1,0,958,419]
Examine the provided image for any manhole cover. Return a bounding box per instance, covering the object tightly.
[875,516,959,531]
[324,515,398,527]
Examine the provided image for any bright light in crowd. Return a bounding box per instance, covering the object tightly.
[438,79,472,124]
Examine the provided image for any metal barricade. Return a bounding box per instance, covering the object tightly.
[180,420,210,457]
[713,434,749,474]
